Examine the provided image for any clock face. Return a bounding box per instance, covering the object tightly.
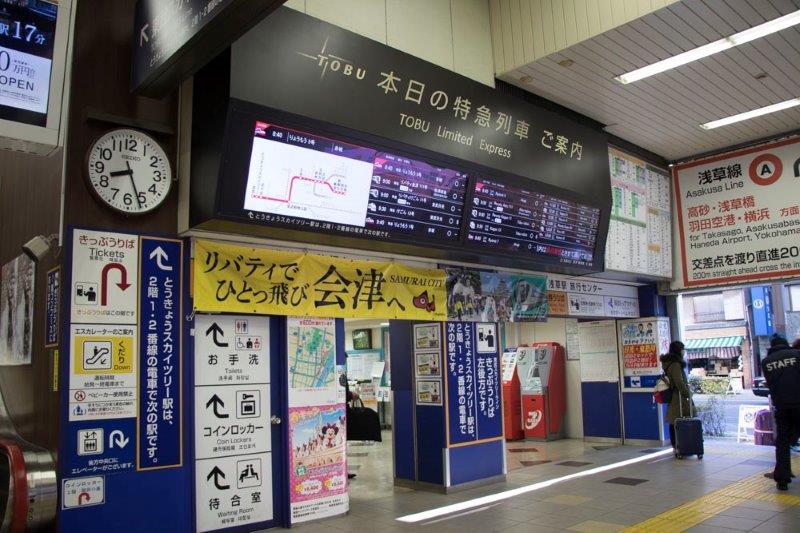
[86,128,172,214]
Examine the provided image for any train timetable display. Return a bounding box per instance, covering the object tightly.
[243,121,466,241]
[466,178,601,267]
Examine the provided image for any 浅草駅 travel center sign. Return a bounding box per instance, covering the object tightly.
[673,137,800,289]
[230,8,610,204]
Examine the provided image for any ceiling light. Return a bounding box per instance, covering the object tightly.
[616,9,800,84]
[727,9,800,45]
[379,322,389,327]
[557,58,574,68]
[700,98,800,129]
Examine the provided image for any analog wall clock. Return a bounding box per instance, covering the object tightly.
[85,128,172,215]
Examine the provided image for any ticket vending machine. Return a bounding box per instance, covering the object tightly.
[501,349,524,440]
[517,342,566,441]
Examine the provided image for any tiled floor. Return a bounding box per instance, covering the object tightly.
[286,433,800,532]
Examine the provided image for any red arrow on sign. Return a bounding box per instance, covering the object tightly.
[101,263,131,306]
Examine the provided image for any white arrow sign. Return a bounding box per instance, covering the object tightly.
[149,246,172,271]
[109,429,129,449]
[139,24,149,46]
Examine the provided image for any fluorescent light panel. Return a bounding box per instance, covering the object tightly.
[616,9,800,84]
[701,98,800,129]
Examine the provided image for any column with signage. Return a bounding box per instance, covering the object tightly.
[441,322,504,487]
[618,317,671,445]
[60,228,190,533]
[395,322,505,490]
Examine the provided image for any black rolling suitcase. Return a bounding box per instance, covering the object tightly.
[674,391,703,459]
[346,398,382,442]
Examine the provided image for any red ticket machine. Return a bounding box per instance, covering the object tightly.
[518,342,566,441]
[501,349,523,440]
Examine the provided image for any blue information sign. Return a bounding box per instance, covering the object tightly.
[138,237,183,470]
[445,322,502,445]
[750,286,774,337]
[45,266,60,347]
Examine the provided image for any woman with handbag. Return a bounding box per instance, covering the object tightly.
[660,341,693,451]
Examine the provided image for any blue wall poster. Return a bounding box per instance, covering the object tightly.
[445,322,502,446]
[138,237,184,469]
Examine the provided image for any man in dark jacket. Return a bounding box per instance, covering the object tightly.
[761,335,800,491]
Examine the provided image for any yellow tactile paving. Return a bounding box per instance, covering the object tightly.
[623,456,800,533]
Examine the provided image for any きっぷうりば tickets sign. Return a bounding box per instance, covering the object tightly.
[673,137,800,289]
[193,240,446,320]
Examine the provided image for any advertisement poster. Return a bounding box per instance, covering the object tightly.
[0,254,34,365]
[619,317,669,390]
[416,379,442,405]
[0,1,58,125]
[673,137,800,289]
[446,268,547,322]
[413,323,441,351]
[195,240,446,320]
[288,405,348,523]
[415,350,441,378]
[287,317,348,523]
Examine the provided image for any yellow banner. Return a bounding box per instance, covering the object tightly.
[194,240,446,320]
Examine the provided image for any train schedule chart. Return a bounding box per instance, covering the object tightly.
[243,121,466,241]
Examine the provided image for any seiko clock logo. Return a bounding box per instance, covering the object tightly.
[297,37,366,81]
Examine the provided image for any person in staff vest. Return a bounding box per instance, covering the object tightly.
[761,335,800,491]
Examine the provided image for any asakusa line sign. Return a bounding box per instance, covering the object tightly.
[673,137,800,289]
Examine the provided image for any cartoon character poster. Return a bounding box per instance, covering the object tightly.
[289,405,348,523]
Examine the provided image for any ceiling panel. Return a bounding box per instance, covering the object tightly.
[501,0,800,161]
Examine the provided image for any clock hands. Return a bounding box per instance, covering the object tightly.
[126,160,144,208]
[110,168,133,177]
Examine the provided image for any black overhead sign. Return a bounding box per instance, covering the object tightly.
[131,0,285,97]
[230,7,612,204]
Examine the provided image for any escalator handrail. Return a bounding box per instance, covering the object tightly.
[0,438,28,533]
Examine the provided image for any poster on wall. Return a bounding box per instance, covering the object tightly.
[415,351,441,378]
[444,322,502,446]
[618,317,670,390]
[416,379,442,406]
[414,323,441,351]
[673,137,800,289]
[445,268,547,323]
[0,254,35,365]
[286,317,348,523]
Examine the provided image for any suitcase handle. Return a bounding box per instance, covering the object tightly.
[677,391,695,418]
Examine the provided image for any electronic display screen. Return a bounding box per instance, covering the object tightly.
[243,121,466,242]
[466,178,601,268]
[0,0,58,127]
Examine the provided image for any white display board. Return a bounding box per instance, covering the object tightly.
[578,321,620,383]
[606,149,672,278]
[565,319,581,361]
